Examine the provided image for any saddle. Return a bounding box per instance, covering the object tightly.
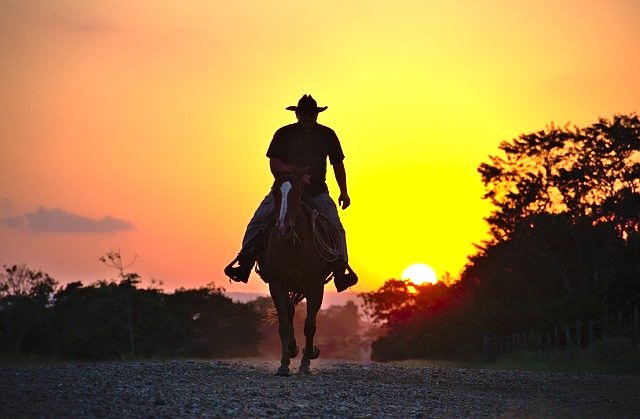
[226,201,357,291]
[255,202,343,284]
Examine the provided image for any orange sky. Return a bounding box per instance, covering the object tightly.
[1,0,639,293]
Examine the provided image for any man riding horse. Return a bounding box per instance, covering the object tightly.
[224,94,358,292]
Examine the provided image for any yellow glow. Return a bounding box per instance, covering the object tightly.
[402,264,438,285]
[0,1,638,292]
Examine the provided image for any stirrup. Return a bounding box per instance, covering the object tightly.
[224,254,251,283]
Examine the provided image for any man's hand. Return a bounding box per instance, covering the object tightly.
[338,192,351,210]
[333,161,349,209]
[291,165,312,185]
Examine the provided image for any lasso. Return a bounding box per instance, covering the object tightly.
[311,209,342,262]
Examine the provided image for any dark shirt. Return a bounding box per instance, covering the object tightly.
[266,122,345,197]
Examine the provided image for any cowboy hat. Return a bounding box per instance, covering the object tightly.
[286,94,328,113]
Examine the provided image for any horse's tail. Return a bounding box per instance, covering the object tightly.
[263,291,306,323]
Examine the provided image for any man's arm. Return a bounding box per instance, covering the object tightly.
[333,161,350,209]
[270,158,311,184]
[269,157,292,177]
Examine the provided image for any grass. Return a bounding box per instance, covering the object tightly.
[0,353,64,366]
[487,338,640,375]
[390,338,640,376]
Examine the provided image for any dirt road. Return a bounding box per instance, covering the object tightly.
[2,359,639,417]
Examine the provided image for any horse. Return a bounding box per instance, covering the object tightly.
[260,174,333,376]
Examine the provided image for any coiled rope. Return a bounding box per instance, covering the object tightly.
[311,209,342,263]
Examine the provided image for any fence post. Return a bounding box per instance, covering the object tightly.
[565,324,571,348]
[634,306,638,346]
[618,311,624,337]
[589,320,594,345]
[483,334,490,360]
[529,331,535,351]
[576,318,582,348]
[603,307,608,339]
[554,327,559,352]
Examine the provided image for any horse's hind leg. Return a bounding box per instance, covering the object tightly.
[269,283,292,376]
[300,289,323,374]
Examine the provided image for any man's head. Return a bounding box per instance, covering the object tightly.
[286,95,327,128]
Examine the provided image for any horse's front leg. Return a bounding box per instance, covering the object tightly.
[287,300,299,359]
[300,286,323,374]
[269,282,292,376]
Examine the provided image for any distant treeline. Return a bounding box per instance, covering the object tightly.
[4,113,638,363]
[0,261,371,361]
[361,113,640,362]
[252,297,371,360]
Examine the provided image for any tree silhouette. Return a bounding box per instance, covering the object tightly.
[360,279,416,327]
[478,114,640,241]
[365,113,640,362]
[99,250,143,356]
[473,113,640,315]
[0,257,263,360]
[165,284,261,358]
[0,264,57,353]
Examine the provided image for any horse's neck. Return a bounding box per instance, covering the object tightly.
[279,203,311,245]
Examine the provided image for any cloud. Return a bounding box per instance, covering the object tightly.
[0,207,135,233]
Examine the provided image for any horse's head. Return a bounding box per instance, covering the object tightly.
[271,174,303,239]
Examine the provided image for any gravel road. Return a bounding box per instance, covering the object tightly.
[2,359,639,417]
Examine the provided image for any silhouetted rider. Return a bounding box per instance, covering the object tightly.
[224,94,357,292]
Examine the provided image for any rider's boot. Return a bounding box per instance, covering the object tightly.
[224,248,256,283]
[332,260,358,292]
[224,231,265,283]
[224,232,263,283]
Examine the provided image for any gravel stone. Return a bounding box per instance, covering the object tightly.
[1,359,639,417]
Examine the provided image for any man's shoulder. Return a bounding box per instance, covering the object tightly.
[275,123,298,134]
[315,123,338,138]
[273,122,338,139]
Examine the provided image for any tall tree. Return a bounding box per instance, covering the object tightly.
[470,113,640,321]
[478,114,640,241]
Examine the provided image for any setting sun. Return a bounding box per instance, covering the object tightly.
[1,1,638,293]
[402,264,438,285]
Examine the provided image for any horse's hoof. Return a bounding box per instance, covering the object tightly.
[289,345,299,359]
[275,366,291,377]
[298,364,311,375]
[303,345,320,360]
